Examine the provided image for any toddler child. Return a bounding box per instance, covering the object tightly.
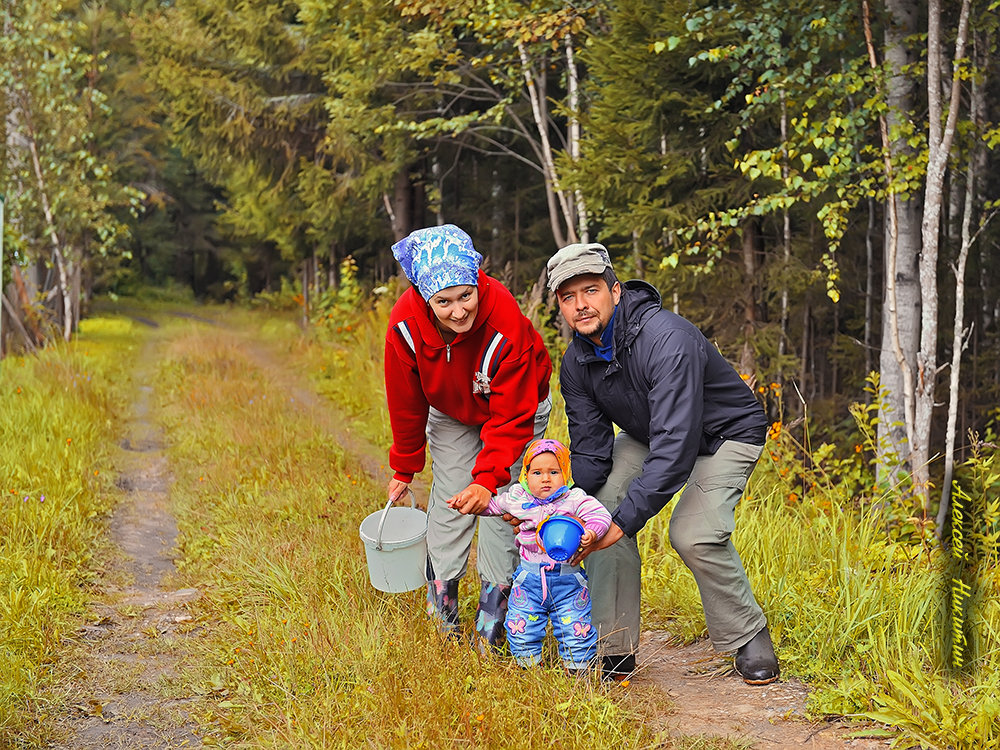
[450,438,611,672]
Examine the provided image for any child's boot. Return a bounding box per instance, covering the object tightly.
[426,579,460,637]
[475,577,511,650]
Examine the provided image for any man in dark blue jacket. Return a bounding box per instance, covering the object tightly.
[548,242,779,685]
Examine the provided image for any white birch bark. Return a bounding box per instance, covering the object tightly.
[912,0,971,509]
[938,38,987,531]
[565,32,588,244]
[865,0,919,481]
[517,40,574,248]
[26,134,73,340]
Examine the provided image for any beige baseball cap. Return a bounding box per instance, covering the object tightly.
[546,242,613,292]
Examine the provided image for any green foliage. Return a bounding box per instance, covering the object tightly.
[310,257,366,331]
[953,430,1000,572]
[869,667,1000,749]
[252,276,305,313]
[131,0,377,289]
[573,0,745,266]
[0,0,140,282]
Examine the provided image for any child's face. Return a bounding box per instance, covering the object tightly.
[525,452,563,499]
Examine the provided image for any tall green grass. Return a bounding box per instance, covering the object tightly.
[0,318,138,746]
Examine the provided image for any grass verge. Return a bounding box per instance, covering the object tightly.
[0,317,139,746]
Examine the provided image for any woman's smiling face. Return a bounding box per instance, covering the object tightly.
[429,284,479,336]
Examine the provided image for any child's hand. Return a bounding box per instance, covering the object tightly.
[579,529,597,549]
[570,523,624,566]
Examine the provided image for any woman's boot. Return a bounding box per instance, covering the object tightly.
[475,577,511,649]
[426,579,460,637]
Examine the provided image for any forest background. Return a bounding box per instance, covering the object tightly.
[1,0,1000,746]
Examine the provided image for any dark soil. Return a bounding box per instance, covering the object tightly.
[635,631,893,749]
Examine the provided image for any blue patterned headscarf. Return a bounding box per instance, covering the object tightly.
[391,224,483,300]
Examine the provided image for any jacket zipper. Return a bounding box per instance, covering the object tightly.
[447,344,451,363]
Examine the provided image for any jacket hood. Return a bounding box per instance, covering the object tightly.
[615,280,662,349]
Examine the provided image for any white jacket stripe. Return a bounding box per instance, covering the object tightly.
[395,321,416,354]
[480,332,505,374]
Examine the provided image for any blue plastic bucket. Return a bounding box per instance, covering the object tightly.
[359,493,427,593]
[536,514,585,562]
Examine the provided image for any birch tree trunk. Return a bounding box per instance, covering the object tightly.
[912,0,971,510]
[937,26,986,533]
[26,133,74,340]
[779,95,791,384]
[739,220,760,377]
[565,32,588,244]
[872,0,921,485]
[517,41,574,248]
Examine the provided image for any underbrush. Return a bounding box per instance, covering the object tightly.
[0,318,137,746]
[279,285,1000,749]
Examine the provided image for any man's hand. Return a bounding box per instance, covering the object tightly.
[501,512,525,532]
[571,522,624,565]
[446,483,492,515]
[387,478,411,504]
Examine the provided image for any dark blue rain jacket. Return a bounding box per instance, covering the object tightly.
[560,281,768,536]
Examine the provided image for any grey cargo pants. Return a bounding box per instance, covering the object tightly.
[586,431,768,654]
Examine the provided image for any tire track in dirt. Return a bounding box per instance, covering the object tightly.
[52,328,202,750]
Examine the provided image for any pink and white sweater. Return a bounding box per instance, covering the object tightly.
[483,484,612,565]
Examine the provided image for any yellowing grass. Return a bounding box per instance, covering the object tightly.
[0,317,138,744]
[156,320,668,748]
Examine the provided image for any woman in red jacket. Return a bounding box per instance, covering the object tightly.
[385,224,552,646]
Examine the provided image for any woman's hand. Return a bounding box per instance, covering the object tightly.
[570,522,624,565]
[446,483,492,515]
[387,478,411,505]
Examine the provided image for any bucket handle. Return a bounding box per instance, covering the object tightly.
[375,488,415,551]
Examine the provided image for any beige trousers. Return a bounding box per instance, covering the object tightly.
[586,432,767,654]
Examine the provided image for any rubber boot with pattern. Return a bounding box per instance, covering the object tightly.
[475,577,511,650]
[426,579,460,638]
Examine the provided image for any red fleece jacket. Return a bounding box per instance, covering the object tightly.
[385,271,552,494]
